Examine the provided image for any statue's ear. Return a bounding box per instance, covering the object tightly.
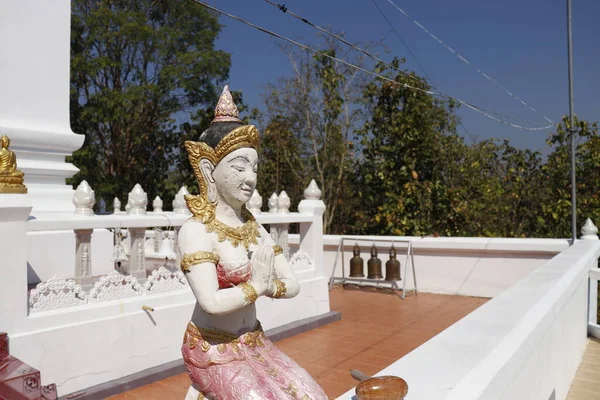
[200,159,217,203]
[200,159,214,183]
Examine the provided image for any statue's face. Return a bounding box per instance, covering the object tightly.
[0,136,8,148]
[212,147,258,208]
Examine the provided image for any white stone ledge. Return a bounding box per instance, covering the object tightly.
[26,212,316,232]
[288,234,570,255]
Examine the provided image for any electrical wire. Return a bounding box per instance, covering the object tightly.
[259,0,552,130]
[383,0,554,125]
[191,0,553,131]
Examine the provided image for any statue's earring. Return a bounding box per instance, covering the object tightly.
[200,159,218,204]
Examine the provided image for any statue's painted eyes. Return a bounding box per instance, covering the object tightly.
[231,165,245,172]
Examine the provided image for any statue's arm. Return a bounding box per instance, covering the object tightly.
[259,226,300,299]
[178,221,266,315]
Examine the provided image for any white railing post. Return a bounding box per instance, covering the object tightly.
[74,229,94,285]
[126,227,147,280]
[0,195,32,333]
[297,180,326,277]
[274,190,291,259]
[127,184,148,215]
[73,180,95,216]
[581,219,599,332]
[173,186,191,215]
[246,189,262,216]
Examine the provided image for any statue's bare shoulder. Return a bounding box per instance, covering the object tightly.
[178,218,213,255]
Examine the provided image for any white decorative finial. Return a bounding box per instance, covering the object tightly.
[125,203,131,213]
[247,189,263,215]
[127,183,148,215]
[113,197,123,214]
[173,186,191,214]
[73,180,95,216]
[304,179,322,200]
[277,190,291,214]
[268,192,279,213]
[581,218,599,240]
[153,196,163,213]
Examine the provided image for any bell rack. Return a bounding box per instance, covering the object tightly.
[328,237,418,300]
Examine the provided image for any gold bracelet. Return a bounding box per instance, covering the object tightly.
[239,282,258,304]
[273,245,283,256]
[270,279,287,298]
[181,251,219,274]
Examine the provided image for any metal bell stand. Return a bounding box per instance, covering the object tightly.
[328,237,418,299]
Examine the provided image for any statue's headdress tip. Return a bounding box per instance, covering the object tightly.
[212,84,241,124]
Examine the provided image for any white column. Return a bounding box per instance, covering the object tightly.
[127,228,147,280]
[0,1,84,214]
[297,180,326,277]
[74,229,93,285]
[0,195,32,334]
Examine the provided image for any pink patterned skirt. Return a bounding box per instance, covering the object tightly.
[182,321,328,400]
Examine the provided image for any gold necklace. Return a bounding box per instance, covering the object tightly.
[195,205,260,251]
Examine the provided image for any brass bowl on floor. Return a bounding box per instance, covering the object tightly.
[351,369,408,400]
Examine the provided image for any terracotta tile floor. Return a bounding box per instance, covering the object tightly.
[108,286,488,399]
[566,338,600,400]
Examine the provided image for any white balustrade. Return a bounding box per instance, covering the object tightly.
[20,178,326,312]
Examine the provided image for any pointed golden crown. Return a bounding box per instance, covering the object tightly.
[212,85,241,124]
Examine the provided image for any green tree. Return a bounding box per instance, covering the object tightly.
[259,39,368,232]
[355,58,460,236]
[540,116,600,238]
[69,0,231,209]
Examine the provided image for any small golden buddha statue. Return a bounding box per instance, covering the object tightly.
[0,135,27,194]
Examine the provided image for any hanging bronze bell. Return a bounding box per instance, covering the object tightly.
[367,244,383,279]
[349,243,365,277]
[385,245,402,281]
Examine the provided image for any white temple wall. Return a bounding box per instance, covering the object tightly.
[9,276,328,396]
[0,0,84,214]
[288,235,570,298]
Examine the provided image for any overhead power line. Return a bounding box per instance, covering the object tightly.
[191,0,553,131]
[383,0,554,125]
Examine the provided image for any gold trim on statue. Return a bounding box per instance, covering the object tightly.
[181,251,220,273]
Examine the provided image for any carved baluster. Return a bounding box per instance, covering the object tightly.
[127,228,147,279]
[275,190,291,259]
[75,229,94,285]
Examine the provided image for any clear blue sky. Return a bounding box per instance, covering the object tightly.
[212,0,599,153]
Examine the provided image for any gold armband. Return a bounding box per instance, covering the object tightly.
[238,282,258,304]
[181,251,220,274]
[269,279,287,298]
[273,245,283,256]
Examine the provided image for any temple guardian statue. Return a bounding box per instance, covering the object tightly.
[177,86,327,400]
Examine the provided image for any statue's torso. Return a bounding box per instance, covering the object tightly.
[0,148,17,173]
[189,221,268,335]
